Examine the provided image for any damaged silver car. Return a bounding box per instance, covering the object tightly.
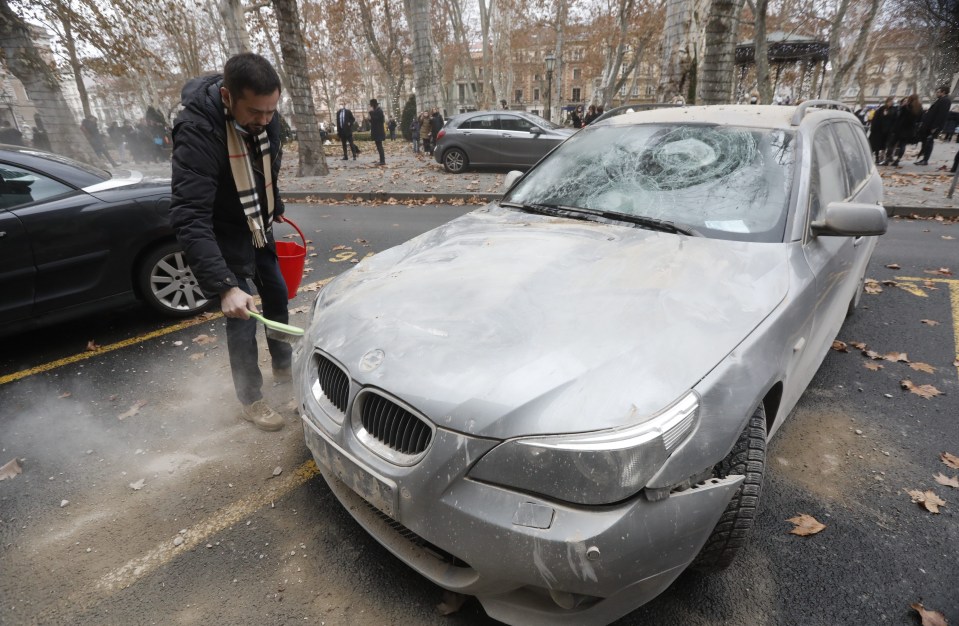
[294,102,887,625]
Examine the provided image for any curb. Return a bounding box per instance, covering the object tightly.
[886,206,959,218]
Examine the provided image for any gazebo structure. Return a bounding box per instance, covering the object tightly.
[735,31,830,104]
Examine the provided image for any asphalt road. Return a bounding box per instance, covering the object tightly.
[1,207,957,626]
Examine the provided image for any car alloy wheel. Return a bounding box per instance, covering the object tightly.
[443,148,468,173]
[138,242,210,317]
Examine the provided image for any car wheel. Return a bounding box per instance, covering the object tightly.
[137,242,211,318]
[691,403,767,572]
[442,148,469,173]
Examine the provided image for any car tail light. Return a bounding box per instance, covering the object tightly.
[437,129,445,140]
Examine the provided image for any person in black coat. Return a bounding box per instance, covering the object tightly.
[915,85,952,165]
[369,99,386,165]
[336,103,359,160]
[169,53,290,432]
[869,98,895,163]
[429,108,444,155]
[884,94,923,167]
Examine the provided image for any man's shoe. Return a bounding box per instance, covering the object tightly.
[341,157,349,160]
[915,160,928,165]
[240,400,284,431]
[273,367,292,384]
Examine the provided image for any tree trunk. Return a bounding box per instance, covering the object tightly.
[753,0,772,103]
[698,0,743,104]
[403,0,442,110]
[826,0,883,100]
[0,0,99,164]
[219,0,250,56]
[54,0,91,118]
[478,0,498,104]
[255,7,290,87]
[271,0,327,176]
[552,0,568,122]
[660,0,700,102]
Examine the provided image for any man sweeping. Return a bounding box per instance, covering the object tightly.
[170,53,291,432]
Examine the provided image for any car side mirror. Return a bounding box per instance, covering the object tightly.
[811,201,888,237]
[504,170,523,190]
[529,126,544,135]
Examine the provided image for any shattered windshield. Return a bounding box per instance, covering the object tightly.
[505,124,795,242]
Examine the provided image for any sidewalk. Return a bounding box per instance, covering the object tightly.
[111,136,959,215]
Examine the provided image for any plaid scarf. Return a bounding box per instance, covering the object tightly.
[225,116,274,248]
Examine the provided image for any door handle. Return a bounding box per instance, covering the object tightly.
[853,236,864,247]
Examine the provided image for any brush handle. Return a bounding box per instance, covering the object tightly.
[247,310,305,336]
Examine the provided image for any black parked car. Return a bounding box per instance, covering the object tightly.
[0,145,208,335]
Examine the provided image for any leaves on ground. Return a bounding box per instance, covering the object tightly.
[920,319,940,326]
[864,349,884,360]
[884,352,910,363]
[0,458,23,481]
[908,362,936,374]
[900,380,942,399]
[189,353,205,361]
[910,603,948,626]
[884,263,901,269]
[118,399,148,420]
[58,391,72,398]
[129,479,145,491]
[863,362,884,371]
[908,489,946,513]
[933,473,959,489]
[86,340,101,351]
[289,305,309,314]
[941,452,959,470]
[849,341,867,350]
[831,340,848,352]
[192,334,216,345]
[923,267,953,276]
[864,279,883,294]
[786,514,826,536]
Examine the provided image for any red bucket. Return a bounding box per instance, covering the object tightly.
[275,216,306,300]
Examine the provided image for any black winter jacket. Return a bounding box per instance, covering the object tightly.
[169,74,284,296]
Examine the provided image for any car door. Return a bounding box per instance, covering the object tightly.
[496,114,550,165]
[457,114,501,166]
[0,206,35,323]
[801,123,859,361]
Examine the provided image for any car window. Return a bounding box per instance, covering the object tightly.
[505,124,795,243]
[499,115,536,133]
[0,163,74,209]
[808,126,848,221]
[461,115,499,131]
[831,122,870,196]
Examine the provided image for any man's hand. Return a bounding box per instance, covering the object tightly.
[220,287,256,319]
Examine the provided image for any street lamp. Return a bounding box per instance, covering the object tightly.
[544,53,556,122]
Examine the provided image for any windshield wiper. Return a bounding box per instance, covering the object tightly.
[500,201,698,236]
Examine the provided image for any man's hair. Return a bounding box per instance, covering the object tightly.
[938,85,949,93]
[223,53,282,99]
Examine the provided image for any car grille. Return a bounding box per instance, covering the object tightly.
[313,353,349,413]
[358,392,432,456]
[361,500,469,568]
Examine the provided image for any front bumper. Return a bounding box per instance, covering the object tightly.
[299,395,742,626]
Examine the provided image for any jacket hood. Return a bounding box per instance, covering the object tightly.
[177,74,225,128]
[310,205,790,439]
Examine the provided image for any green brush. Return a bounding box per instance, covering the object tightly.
[247,311,305,341]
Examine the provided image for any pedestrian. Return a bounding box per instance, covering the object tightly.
[884,94,923,167]
[0,120,23,146]
[336,102,359,160]
[169,52,291,432]
[942,109,959,142]
[583,104,598,125]
[31,114,51,151]
[81,115,118,166]
[869,97,895,164]
[410,115,420,153]
[419,111,433,156]
[369,99,386,165]
[915,85,951,166]
[571,106,583,129]
[388,117,397,141]
[430,107,443,152]
[500,99,509,110]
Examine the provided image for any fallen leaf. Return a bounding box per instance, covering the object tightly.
[909,362,936,374]
[58,391,72,399]
[0,458,23,481]
[289,305,309,314]
[831,340,848,352]
[943,235,955,240]
[884,352,909,363]
[900,380,942,399]
[192,334,216,345]
[923,267,953,276]
[933,473,959,488]
[920,319,940,326]
[908,489,946,513]
[129,478,146,491]
[911,603,948,626]
[864,279,883,294]
[436,590,467,616]
[118,399,148,420]
[331,244,351,251]
[786,514,826,536]
[196,311,217,321]
[942,452,959,469]
[863,362,884,371]
[864,349,884,360]
[849,341,868,350]
[189,353,205,361]
[86,340,100,351]
[884,263,901,269]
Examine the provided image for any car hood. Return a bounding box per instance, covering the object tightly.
[310,205,789,439]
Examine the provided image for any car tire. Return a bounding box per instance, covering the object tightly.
[691,403,767,573]
[442,148,469,173]
[137,242,211,318]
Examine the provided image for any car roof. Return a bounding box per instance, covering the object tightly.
[597,104,858,131]
[0,144,108,188]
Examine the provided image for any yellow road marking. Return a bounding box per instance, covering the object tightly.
[30,460,321,621]
[0,278,332,387]
[897,276,959,382]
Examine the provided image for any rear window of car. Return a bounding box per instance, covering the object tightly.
[505,124,795,243]
[460,115,499,130]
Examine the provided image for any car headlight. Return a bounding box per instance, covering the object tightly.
[468,392,699,505]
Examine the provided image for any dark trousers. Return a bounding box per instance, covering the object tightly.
[224,246,291,406]
[374,140,385,163]
[919,135,935,161]
[340,135,357,159]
